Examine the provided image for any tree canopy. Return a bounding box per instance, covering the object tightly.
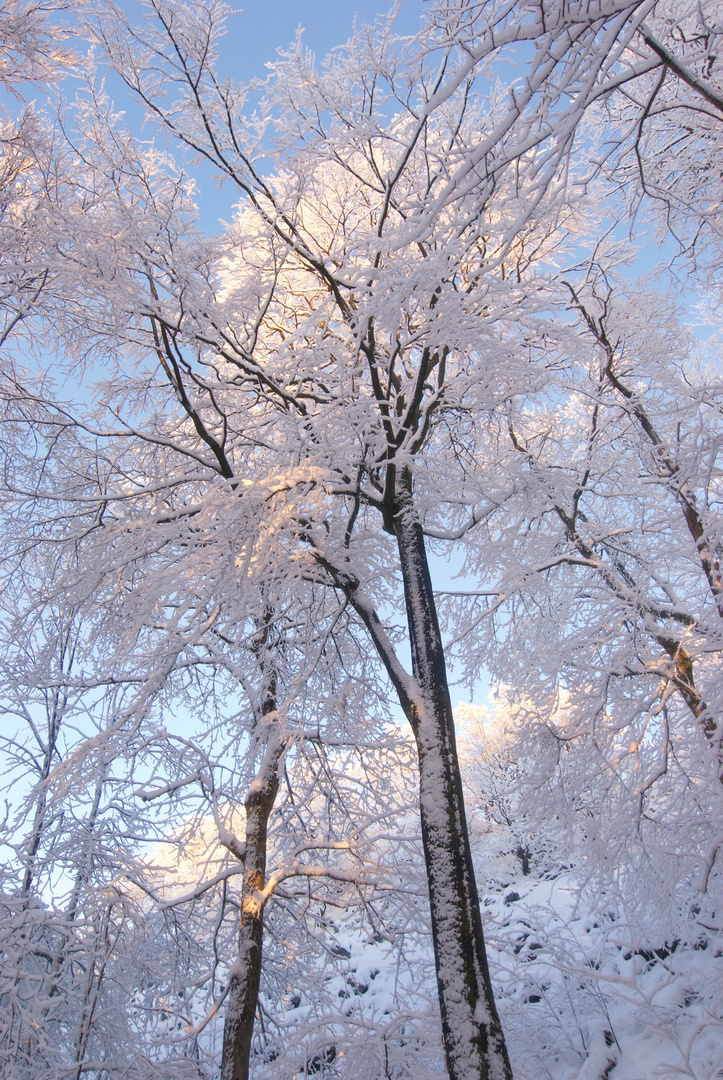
[1,2,722,1078]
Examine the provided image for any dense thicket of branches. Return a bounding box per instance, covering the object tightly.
[1,1,722,1078]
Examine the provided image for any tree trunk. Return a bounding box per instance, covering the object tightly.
[221,736,282,1080]
[393,468,512,1080]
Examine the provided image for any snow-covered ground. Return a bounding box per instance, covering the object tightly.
[261,855,722,1080]
[486,869,723,1080]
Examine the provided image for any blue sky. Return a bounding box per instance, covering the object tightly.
[216,1,426,83]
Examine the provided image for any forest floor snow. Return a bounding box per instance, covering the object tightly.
[483,868,723,1080]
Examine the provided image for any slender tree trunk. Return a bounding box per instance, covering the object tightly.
[72,900,115,1080]
[220,756,279,1080]
[20,693,65,900]
[341,466,513,1080]
[393,468,512,1080]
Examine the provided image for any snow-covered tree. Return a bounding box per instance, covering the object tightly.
[450,277,723,884]
[1,2,722,1078]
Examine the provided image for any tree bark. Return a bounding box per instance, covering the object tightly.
[393,468,512,1080]
[220,735,282,1080]
[222,609,283,1080]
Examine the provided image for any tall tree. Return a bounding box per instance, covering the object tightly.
[1,1,722,1076]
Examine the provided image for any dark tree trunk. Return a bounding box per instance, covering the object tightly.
[394,468,512,1080]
